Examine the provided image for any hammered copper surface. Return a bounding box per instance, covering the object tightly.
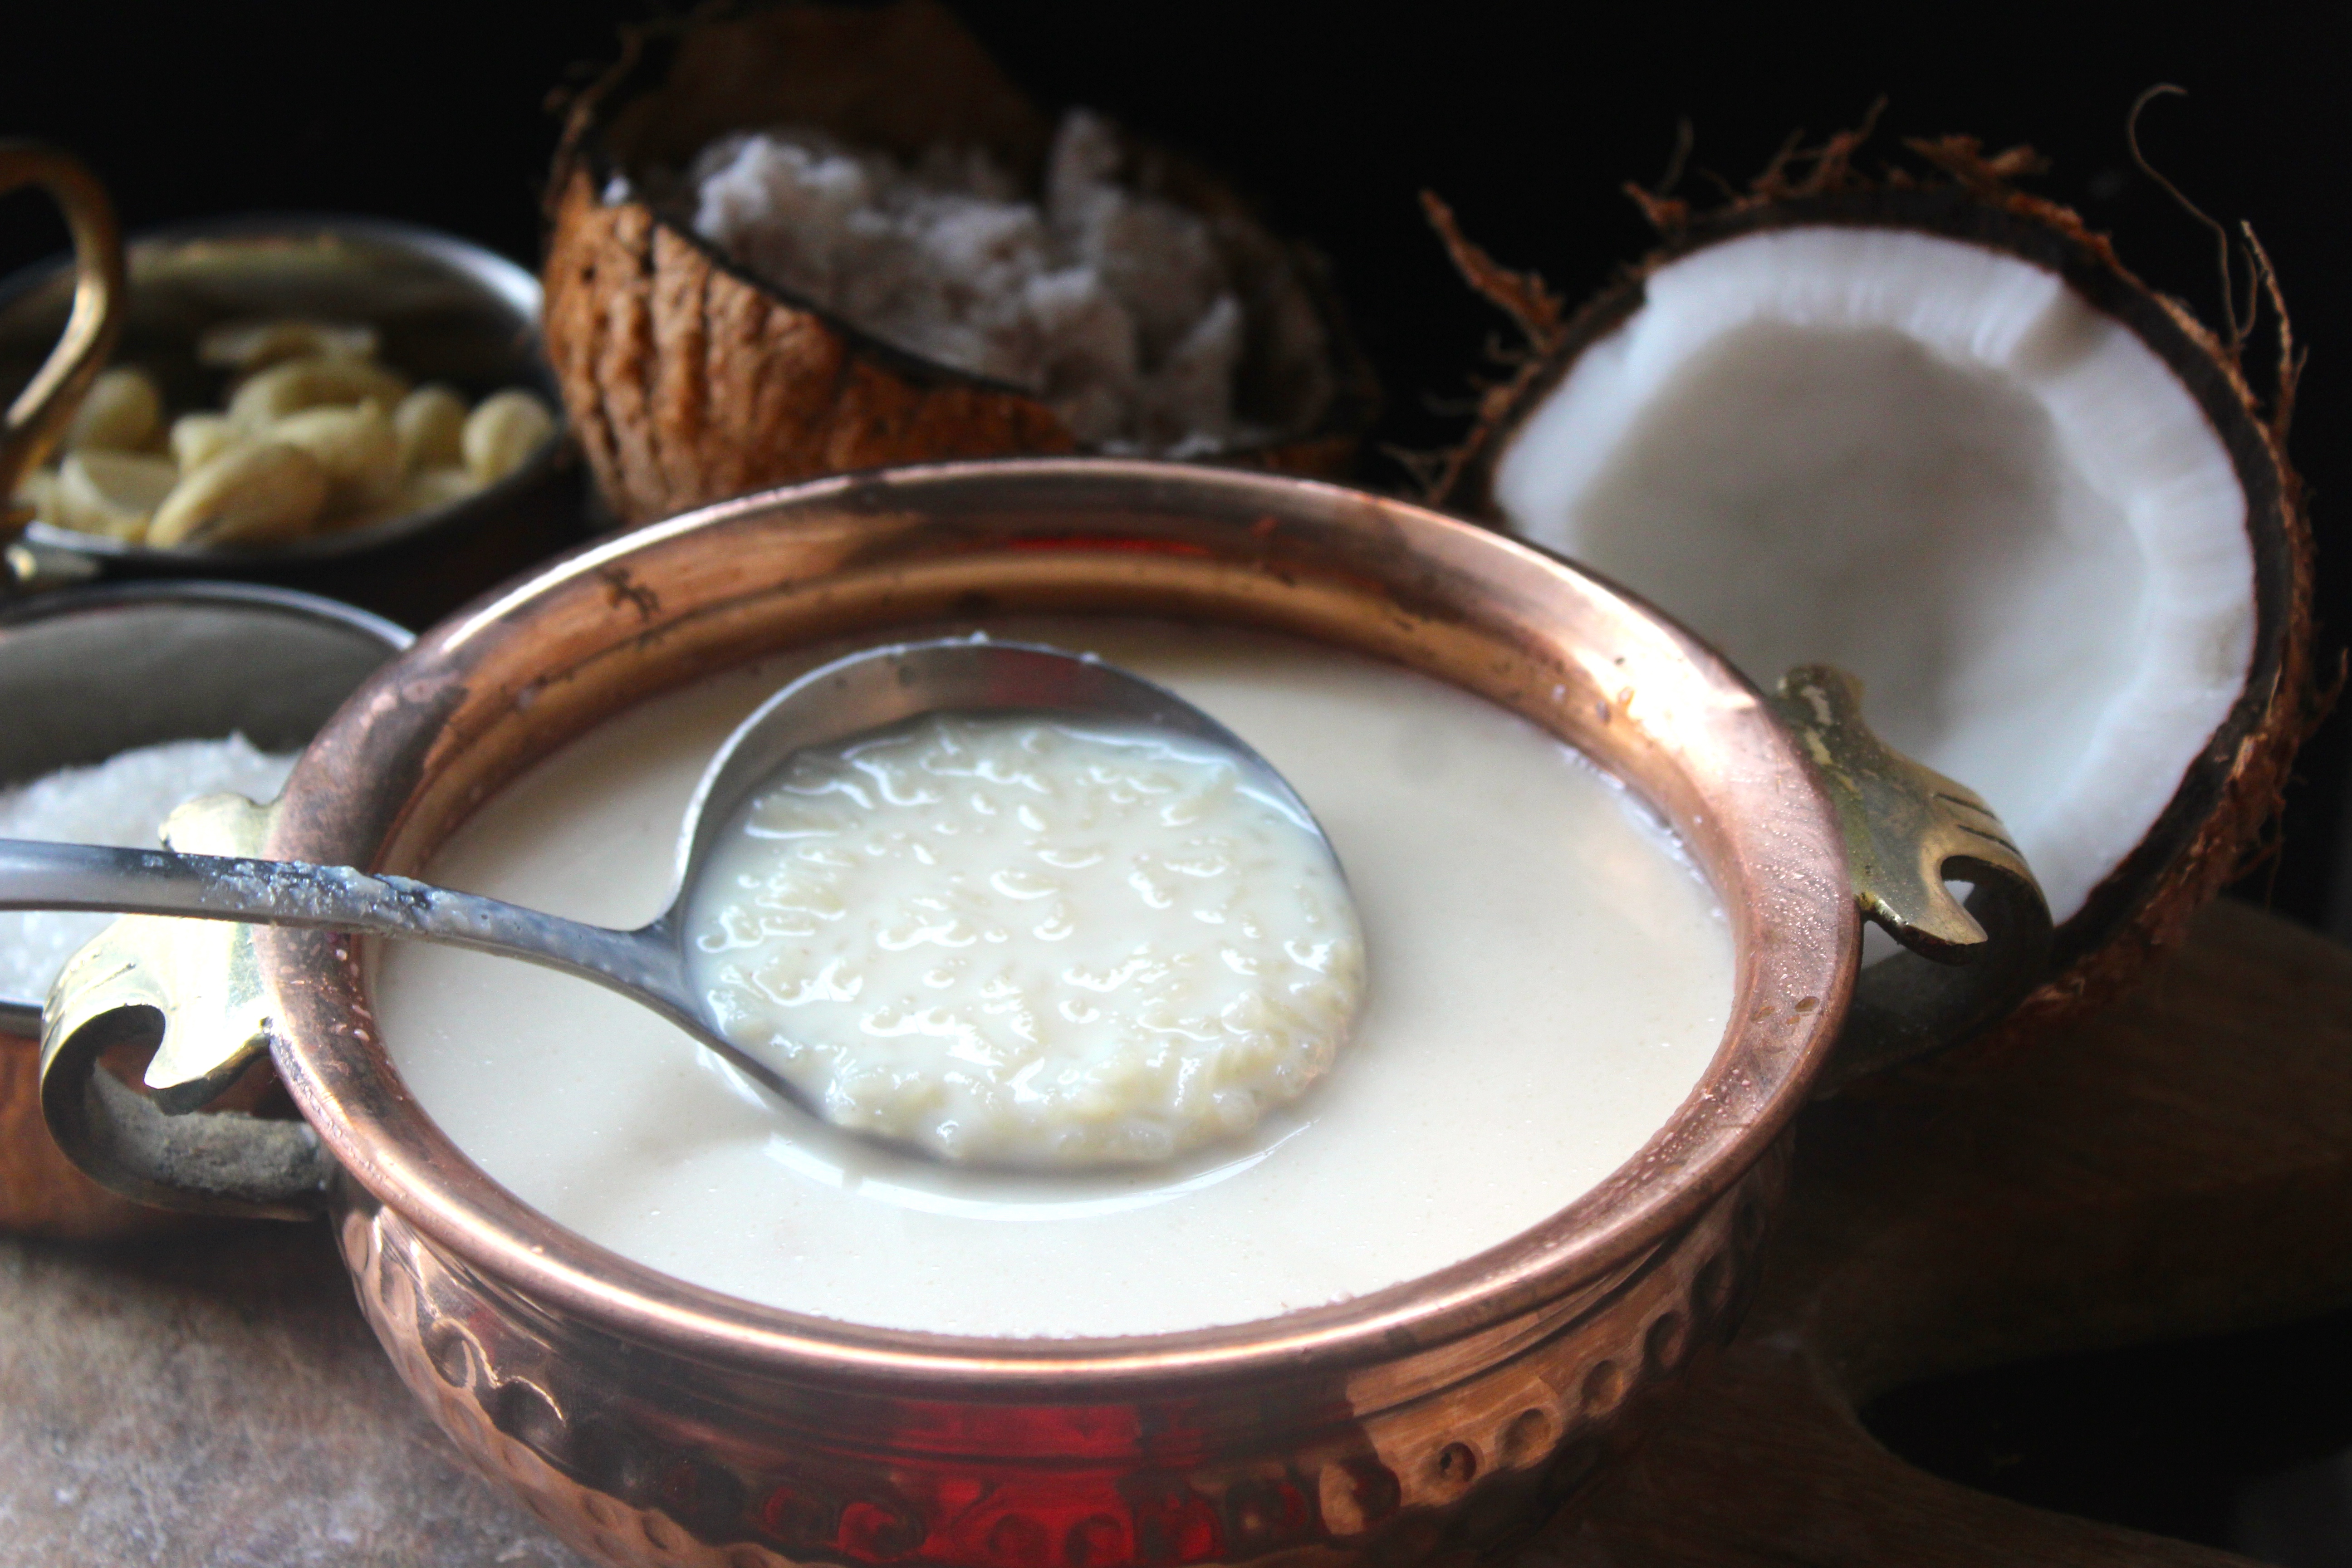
[185,460,1850,1566]
[342,1152,1784,1568]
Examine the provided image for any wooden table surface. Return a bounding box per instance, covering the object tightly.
[2,896,2345,1567]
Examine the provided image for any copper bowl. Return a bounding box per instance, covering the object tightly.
[37,460,2044,1565]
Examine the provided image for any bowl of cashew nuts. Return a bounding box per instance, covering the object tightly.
[0,209,582,624]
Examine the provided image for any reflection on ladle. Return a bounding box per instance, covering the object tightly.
[0,640,1349,1160]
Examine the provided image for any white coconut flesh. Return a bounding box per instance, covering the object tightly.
[1491,225,2254,929]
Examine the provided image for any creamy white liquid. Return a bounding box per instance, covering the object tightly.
[374,622,1735,1338]
[687,712,1364,1168]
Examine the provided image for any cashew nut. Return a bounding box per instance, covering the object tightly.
[55,450,180,541]
[461,389,555,484]
[270,401,401,516]
[65,367,164,453]
[227,356,409,429]
[148,442,329,549]
[54,311,548,552]
[169,412,240,473]
[393,384,467,473]
[198,318,379,372]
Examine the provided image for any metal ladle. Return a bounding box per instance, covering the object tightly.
[0,639,1334,1122]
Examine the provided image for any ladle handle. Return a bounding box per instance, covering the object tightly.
[1770,666,2053,1093]
[0,143,124,555]
[0,838,686,1013]
[19,823,701,1220]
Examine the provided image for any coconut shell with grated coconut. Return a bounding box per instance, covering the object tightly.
[544,0,1377,526]
[1426,132,2319,1042]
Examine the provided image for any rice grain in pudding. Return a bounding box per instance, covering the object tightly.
[373,621,1734,1338]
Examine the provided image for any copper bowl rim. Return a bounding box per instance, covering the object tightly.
[255,457,1857,1394]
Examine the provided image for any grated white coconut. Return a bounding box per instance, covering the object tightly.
[685,110,1258,455]
[0,734,297,1004]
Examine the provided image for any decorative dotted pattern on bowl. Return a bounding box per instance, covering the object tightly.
[336,1145,1782,1568]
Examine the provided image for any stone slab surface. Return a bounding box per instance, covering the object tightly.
[0,1219,590,1567]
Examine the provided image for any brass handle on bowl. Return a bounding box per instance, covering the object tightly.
[36,794,332,1220]
[1770,665,2053,1093]
[0,143,124,555]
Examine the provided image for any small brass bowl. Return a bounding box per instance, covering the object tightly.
[37,460,2041,1561]
[0,579,406,1236]
[0,215,585,627]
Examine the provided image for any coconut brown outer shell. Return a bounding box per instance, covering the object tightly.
[1434,180,2319,1041]
[545,0,1374,528]
[545,168,1077,527]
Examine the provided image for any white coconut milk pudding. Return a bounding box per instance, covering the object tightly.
[374,622,1735,1338]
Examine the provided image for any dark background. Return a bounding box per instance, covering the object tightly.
[4,1,2345,924]
[5,4,2349,1559]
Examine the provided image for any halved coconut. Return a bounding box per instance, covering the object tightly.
[1432,137,2315,1031]
[545,0,1377,526]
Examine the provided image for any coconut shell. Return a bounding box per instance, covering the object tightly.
[1426,134,2320,1039]
[545,0,1377,527]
